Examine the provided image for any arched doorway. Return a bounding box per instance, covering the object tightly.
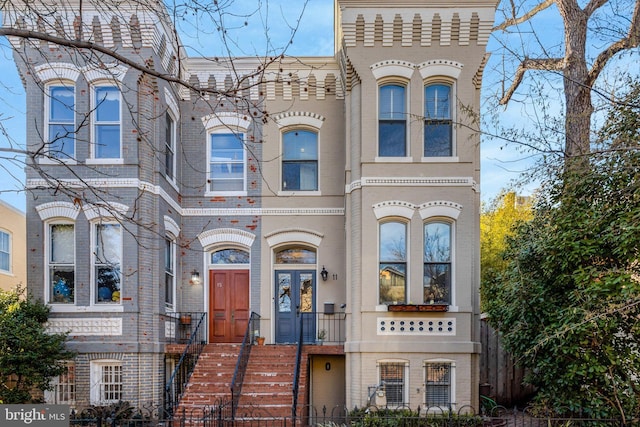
[208,248,250,343]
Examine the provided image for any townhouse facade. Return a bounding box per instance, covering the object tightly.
[3,0,496,412]
[0,199,26,291]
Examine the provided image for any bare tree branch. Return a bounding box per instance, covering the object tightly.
[499,57,565,104]
[587,0,640,86]
[492,0,555,31]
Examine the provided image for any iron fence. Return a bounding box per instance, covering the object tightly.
[300,311,347,344]
[67,402,633,427]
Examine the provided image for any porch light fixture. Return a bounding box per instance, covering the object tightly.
[191,270,201,285]
[320,266,328,281]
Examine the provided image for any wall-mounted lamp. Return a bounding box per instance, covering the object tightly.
[191,270,201,285]
[320,266,328,281]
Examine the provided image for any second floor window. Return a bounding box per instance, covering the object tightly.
[165,112,176,179]
[424,222,451,304]
[47,85,75,159]
[210,133,245,192]
[94,86,121,159]
[49,224,75,304]
[0,230,10,272]
[379,84,406,157]
[424,84,452,157]
[282,130,318,191]
[379,221,407,304]
[94,223,121,304]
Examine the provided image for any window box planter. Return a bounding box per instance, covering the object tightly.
[387,304,448,312]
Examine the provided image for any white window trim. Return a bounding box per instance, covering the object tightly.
[41,82,77,164]
[378,219,410,306]
[165,110,177,184]
[279,127,321,194]
[90,360,123,405]
[423,80,457,159]
[165,234,176,312]
[90,220,124,311]
[0,229,11,274]
[205,129,248,196]
[377,82,410,159]
[44,361,75,405]
[423,359,456,411]
[45,221,76,306]
[423,218,456,308]
[377,359,410,407]
[88,82,123,162]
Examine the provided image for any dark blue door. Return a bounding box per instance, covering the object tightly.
[275,270,315,343]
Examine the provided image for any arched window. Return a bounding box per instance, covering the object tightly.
[423,221,451,304]
[379,221,407,304]
[282,129,318,191]
[424,84,452,157]
[275,247,316,264]
[211,248,250,264]
[379,84,407,157]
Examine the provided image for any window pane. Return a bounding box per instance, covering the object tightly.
[0,231,9,271]
[48,124,75,158]
[425,363,451,407]
[379,121,406,156]
[380,363,405,406]
[424,222,450,262]
[51,266,75,303]
[283,130,318,160]
[211,249,250,264]
[379,85,405,119]
[50,86,75,122]
[275,248,316,264]
[210,133,244,192]
[165,113,175,178]
[95,224,121,304]
[96,266,121,303]
[283,162,318,190]
[95,87,120,122]
[424,122,452,157]
[96,224,121,264]
[380,222,406,262]
[278,273,292,313]
[51,224,74,263]
[299,273,313,313]
[425,85,451,119]
[380,222,406,304]
[95,125,121,158]
[423,263,450,304]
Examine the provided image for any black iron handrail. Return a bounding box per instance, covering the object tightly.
[292,312,305,424]
[300,311,347,344]
[163,312,206,417]
[230,311,260,419]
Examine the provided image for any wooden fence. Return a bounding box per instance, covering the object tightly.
[480,316,535,406]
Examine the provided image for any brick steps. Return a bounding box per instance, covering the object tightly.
[175,343,307,418]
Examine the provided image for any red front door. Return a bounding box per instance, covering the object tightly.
[209,270,249,343]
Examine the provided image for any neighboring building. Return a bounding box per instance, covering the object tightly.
[4,0,496,412]
[0,199,26,291]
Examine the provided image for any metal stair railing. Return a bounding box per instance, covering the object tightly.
[292,312,305,424]
[163,312,206,417]
[230,311,261,420]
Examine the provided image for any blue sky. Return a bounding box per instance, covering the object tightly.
[0,0,542,212]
